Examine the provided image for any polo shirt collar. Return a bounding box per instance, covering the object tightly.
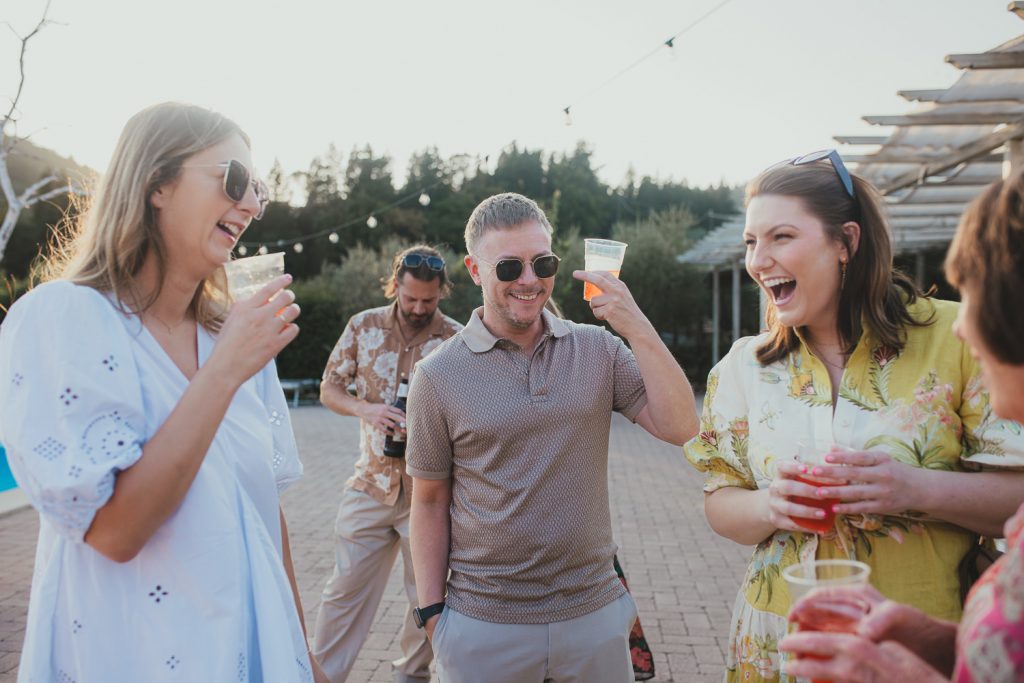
[463,307,570,353]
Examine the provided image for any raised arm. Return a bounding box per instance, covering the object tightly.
[574,269,698,445]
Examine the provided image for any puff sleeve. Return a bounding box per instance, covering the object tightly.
[0,281,146,542]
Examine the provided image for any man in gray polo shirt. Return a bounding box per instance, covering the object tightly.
[406,192,699,683]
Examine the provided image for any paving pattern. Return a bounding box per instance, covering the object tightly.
[0,405,752,682]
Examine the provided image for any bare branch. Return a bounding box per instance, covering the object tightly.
[29,182,80,206]
[18,173,57,202]
[4,0,54,125]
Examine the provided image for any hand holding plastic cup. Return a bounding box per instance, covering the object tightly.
[223,252,285,302]
[783,559,871,682]
[583,239,627,301]
[789,441,844,534]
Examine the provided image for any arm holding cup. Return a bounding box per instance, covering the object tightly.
[572,269,698,446]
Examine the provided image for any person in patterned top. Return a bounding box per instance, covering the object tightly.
[779,168,1024,682]
[311,245,462,683]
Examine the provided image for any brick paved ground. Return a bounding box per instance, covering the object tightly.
[0,405,751,682]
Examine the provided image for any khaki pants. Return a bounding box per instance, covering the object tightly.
[312,486,432,683]
[432,592,638,683]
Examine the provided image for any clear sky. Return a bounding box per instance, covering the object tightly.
[1,0,1020,191]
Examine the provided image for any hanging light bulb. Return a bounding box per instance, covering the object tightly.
[366,215,378,229]
[237,245,248,256]
[293,242,304,253]
[563,106,573,127]
[258,246,268,255]
[328,232,339,244]
[418,191,431,207]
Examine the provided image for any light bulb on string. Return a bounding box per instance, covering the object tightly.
[237,245,248,256]
[563,106,573,127]
[328,232,339,244]
[418,192,431,207]
[366,215,378,229]
[293,242,304,253]
[664,37,677,60]
[258,246,268,255]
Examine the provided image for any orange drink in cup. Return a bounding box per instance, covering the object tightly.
[583,239,627,300]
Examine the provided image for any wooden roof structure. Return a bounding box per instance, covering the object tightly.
[680,4,1024,271]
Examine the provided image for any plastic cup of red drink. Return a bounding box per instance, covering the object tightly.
[783,559,871,683]
[789,441,843,533]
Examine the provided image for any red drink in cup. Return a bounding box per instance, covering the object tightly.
[790,476,840,533]
[789,441,843,533]
[783,560,872,683]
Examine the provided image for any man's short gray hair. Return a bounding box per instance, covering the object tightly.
[464,192,553,255]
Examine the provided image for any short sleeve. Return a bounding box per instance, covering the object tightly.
[405,370,453,480]
[0,281,146,542]
[683,338,757,492]
[958,341,1024,471]
[323,316,358,387]
[253,359,303,493]
[608,333,648,421]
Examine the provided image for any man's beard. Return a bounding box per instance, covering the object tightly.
[401,309,434,329]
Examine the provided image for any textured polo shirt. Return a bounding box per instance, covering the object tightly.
[406,307,648,624]
[323,303,462,505]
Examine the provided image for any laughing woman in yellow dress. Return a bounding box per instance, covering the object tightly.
[683,152,1024,682]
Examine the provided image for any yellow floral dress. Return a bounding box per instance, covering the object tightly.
[683,299,1024,682]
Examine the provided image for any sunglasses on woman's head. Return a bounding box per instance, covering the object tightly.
[789,149,855,199]
[402,253,446,271]
[183,159,270,220]
[478,254,561,282]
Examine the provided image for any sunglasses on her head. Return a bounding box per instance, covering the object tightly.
[183,159,270,220]
[477,253,561,282]
[402,253,446,271]
[789,149,855,199]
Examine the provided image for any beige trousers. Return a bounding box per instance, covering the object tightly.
[312,485,432,683]
[431,592,638,683]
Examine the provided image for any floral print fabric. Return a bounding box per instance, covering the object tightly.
[323,303,461,505]
[955,502,1024,682]
[684,298,1024,682]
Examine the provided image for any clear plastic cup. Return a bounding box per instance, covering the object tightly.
[782,559,871,603]
[223,252,285,302]
[790,441,842,534]
[583,238,627,301]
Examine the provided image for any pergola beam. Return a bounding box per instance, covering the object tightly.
[846,152,1003,164]
[945,52,1024,70]
[864,112,1024,126]
[897,89,948,102]
[834,135,888,145]
[879,120,1024,193]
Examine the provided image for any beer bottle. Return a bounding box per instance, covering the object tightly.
[383,378,409,458]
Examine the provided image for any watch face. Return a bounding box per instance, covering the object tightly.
[414,609,425,628]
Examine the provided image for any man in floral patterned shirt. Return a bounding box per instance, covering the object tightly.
[311,245,462,683]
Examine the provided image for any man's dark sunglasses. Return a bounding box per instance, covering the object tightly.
[402,253,445,271]
[480,254,561,282]
[790,149,855,199]
[184,159,270,220]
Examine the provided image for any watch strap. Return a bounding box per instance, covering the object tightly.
[415,601,445,628]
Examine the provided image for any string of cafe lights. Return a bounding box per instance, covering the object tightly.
[239,0,735,256]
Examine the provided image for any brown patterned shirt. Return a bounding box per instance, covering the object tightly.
[406,308,648,623]
[323,303,462,505]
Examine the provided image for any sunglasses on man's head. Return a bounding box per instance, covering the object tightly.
[789,149,855,199]
[402,253,445,271]
[478,254,561,282]
[184,159,270,220]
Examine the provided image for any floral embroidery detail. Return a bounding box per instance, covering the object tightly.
[149,585,168,603]
[166,655,180,670]
[237,652,247,681]
[68,464,82,479]
[101,355,118,372]
[268,409,283,426]
[80,411,136,464]
[11,372,23,387]
[60,387,78,406]
[72,619,83,634]
[273,450,284,470]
